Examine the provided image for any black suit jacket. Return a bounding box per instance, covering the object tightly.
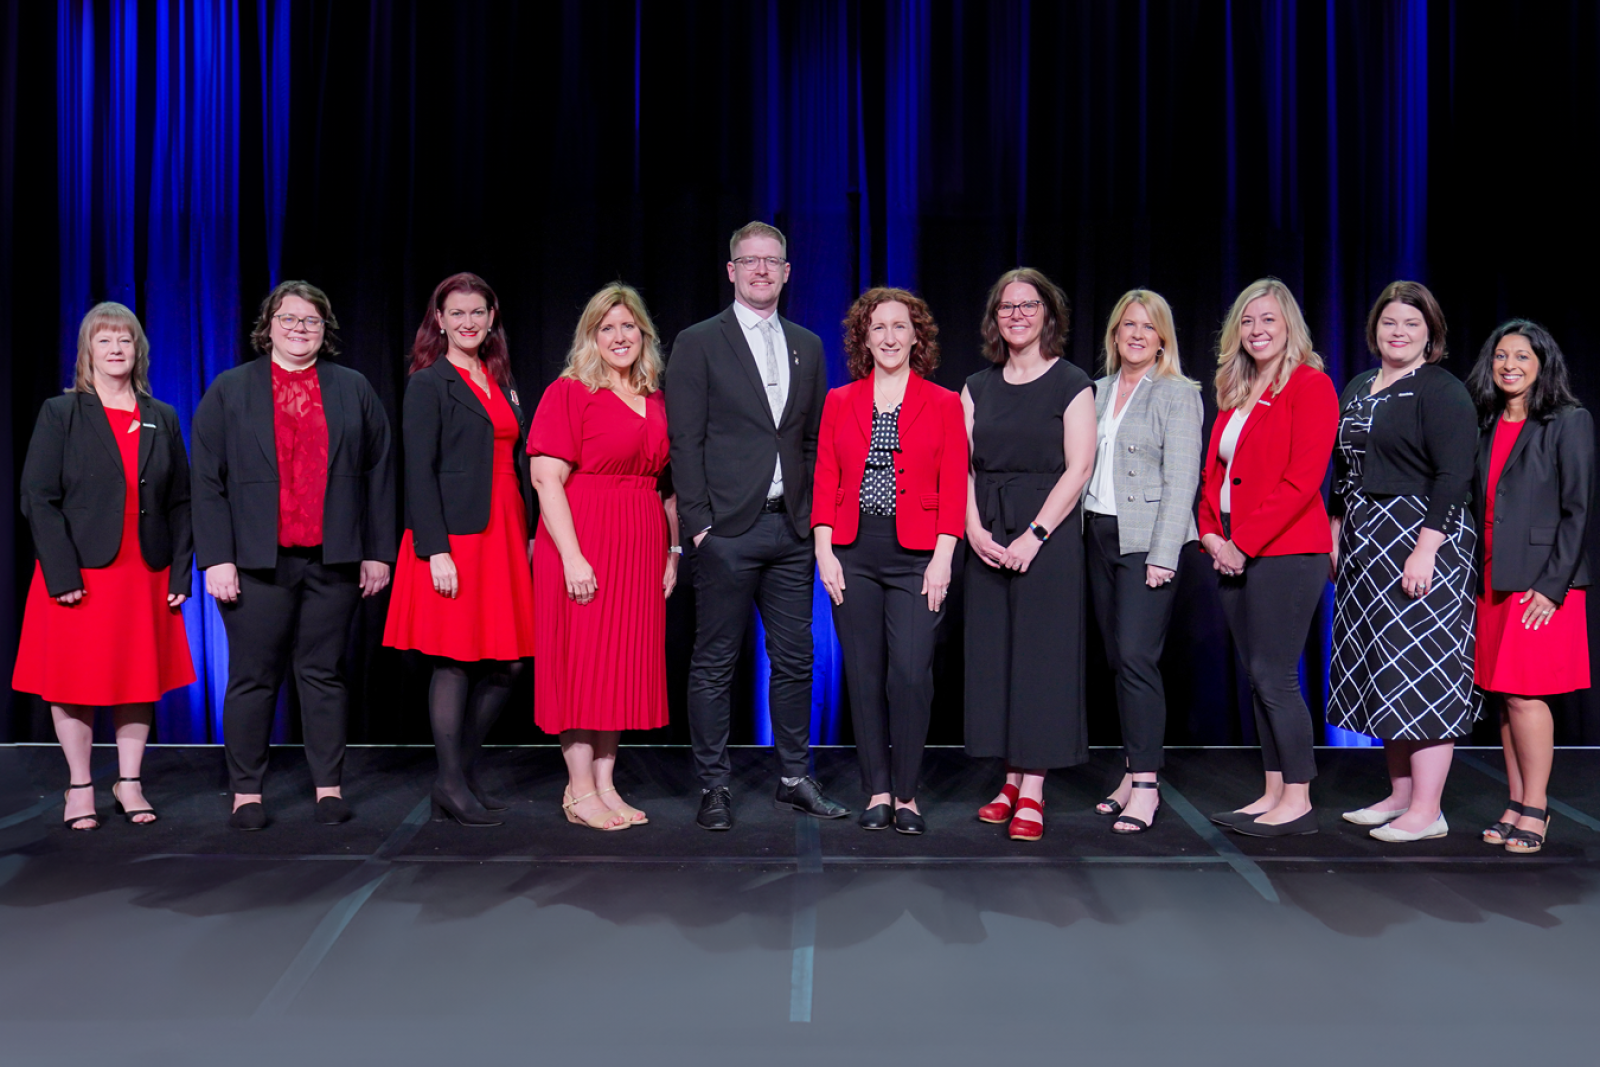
[20,392,192,598]
[1474,405,1594,604]
[401,359,535,559]
[191,356,397,570]
[664,306,828,540]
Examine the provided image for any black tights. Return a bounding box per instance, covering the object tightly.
[429,657,525,809]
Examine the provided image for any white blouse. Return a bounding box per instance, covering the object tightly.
[1217,409,1248,514]
[1084,375,1146,517]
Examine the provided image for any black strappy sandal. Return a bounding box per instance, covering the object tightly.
[1096,760,1131,816]
[1111,781,1160,835]
[63,783,100,831]
[1482,800,1526,845]
[1505,807,1551,855]
[111,777,158,825]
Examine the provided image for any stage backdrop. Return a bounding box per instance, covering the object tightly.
[6,0,1599,749]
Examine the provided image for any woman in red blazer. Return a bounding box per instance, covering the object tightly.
[1198,278,1339,838]
[813,288,967,834]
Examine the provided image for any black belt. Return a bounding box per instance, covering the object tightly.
[761,496,787,514]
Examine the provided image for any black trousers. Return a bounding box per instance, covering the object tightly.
[1085,513,1179,774]
[689,511,814,787]
[832,516,941,800]
[1215,519,1326,785]
[219,548,361,794]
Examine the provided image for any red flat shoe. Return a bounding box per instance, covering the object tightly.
[1009,796,1044,841]
[978,783,1020,824]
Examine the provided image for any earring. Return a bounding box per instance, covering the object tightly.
[440,328,445,335]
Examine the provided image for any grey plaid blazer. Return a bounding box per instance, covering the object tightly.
[1090,373,1204,571]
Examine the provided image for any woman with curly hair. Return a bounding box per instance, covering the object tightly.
[813,288,967,834]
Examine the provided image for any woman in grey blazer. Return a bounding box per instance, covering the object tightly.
[1084,290,1203,833]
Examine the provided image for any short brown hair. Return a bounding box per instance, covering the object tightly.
[979,268,1070,364]
[842,287,941,380]
[250,280,341,357]
[1365,280,1447,363]
[728,221,787,260]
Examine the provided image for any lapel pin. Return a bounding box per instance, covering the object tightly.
[510,389,520,405]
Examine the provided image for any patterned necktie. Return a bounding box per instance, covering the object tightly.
[761,319,782,421]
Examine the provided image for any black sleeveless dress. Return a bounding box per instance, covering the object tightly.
[964,359,1093,769]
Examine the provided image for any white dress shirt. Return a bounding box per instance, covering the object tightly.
[731,300,789,499]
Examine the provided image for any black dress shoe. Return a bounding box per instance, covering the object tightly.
[1209,809,1259,828]
[893,806,926,835]
[1232,809,1319,837]
[697,786,734,831]
[774,777,849,819]
[230,802,267,831]
[858,803,893,830]
[315,795,352,825]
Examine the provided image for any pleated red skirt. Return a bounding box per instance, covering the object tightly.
[532,472,669,732]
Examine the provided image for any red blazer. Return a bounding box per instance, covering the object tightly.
[1198,363,1338,557]
[811,372,968,549]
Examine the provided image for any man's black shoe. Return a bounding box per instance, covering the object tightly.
[774,777,849,819]
[697,786,734,831]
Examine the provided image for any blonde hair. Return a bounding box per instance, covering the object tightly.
[562,283,664,395]
[71,302,152,396]
[1101,289,1192,382]
[1213,278,1322,411]
[729,221,787,259]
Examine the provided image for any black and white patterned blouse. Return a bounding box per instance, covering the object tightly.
[860,403,902,517]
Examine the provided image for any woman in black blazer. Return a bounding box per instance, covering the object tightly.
[382,273,536,826]
[191,281,397,831]
[1467,320,1593,855]
[14,303,194,829]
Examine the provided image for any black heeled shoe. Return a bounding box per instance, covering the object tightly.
[111,777,158,825]
[1096,760,1131,816]
[1110,781,1159,834]
[431,788,501,827]
[63,783,99,831]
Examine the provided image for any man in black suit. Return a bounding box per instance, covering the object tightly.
[666,221,848,829]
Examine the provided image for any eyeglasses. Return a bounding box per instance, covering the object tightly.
[732,256,787,272]
[275,313,325,330]
[996,301,1043,318]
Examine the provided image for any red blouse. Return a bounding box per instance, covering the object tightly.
[272,361,329,547]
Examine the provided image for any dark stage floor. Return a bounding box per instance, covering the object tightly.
[2,744,1599,1065]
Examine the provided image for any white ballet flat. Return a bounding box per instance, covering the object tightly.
[1369,813,1448,842]
[1342,806,1408,826]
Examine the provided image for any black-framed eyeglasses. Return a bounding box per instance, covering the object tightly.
[996,301,1043,318]
[732,256,787,271]
[275,313,325,330]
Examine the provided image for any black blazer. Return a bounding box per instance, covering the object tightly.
[664,306,828,540]
[1474,405,1594,604]
[20,392,192,598]
[191,356,397,570]
[1332,364,1478,533]
[401,359,535,559]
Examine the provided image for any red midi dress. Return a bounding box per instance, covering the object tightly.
[528,378,670,733]
[383,375,537,661]
[1474,416,1590,694]
[12,405,196,705]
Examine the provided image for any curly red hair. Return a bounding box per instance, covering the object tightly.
[842,287,941,380]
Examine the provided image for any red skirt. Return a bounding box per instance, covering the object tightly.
[533,472,668,732]
[12,548,195,706]
[1475,564,1590,695]
[383,467,537,661]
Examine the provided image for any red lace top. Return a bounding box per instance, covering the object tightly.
[272,361,329,547]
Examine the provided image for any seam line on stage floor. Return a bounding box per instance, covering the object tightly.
[789,814,822,1024]
[1158,783,1280,903]
[1456,752,1600,833]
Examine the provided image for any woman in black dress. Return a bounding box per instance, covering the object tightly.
[964,268,1097,842]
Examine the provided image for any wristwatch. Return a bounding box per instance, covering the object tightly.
[668,545,683,555]
[1028,521,1051,542]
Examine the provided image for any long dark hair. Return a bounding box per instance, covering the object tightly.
[409,272,512,389]
[1466,318,1581,428]
[979,268,1070,364]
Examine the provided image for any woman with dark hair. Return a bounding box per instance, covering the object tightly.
[15,303,195,829]
[529,283,677,832]
[1467,320,1591,855]
[964,268,1097,842]
[1328,281,1480,843]
[384,273,537,826]
[1085,290,1204,834]
[813,288,967,833]
[193,281,396,831]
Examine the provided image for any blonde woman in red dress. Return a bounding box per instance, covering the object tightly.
[15,303,195,829]
[384,274,537,826]
[529,283,678,832]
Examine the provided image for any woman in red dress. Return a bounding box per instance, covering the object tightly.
[384,274,537,826]
[15,303,195,829]
[529,283,678,832]
[1467,320,1591,855]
